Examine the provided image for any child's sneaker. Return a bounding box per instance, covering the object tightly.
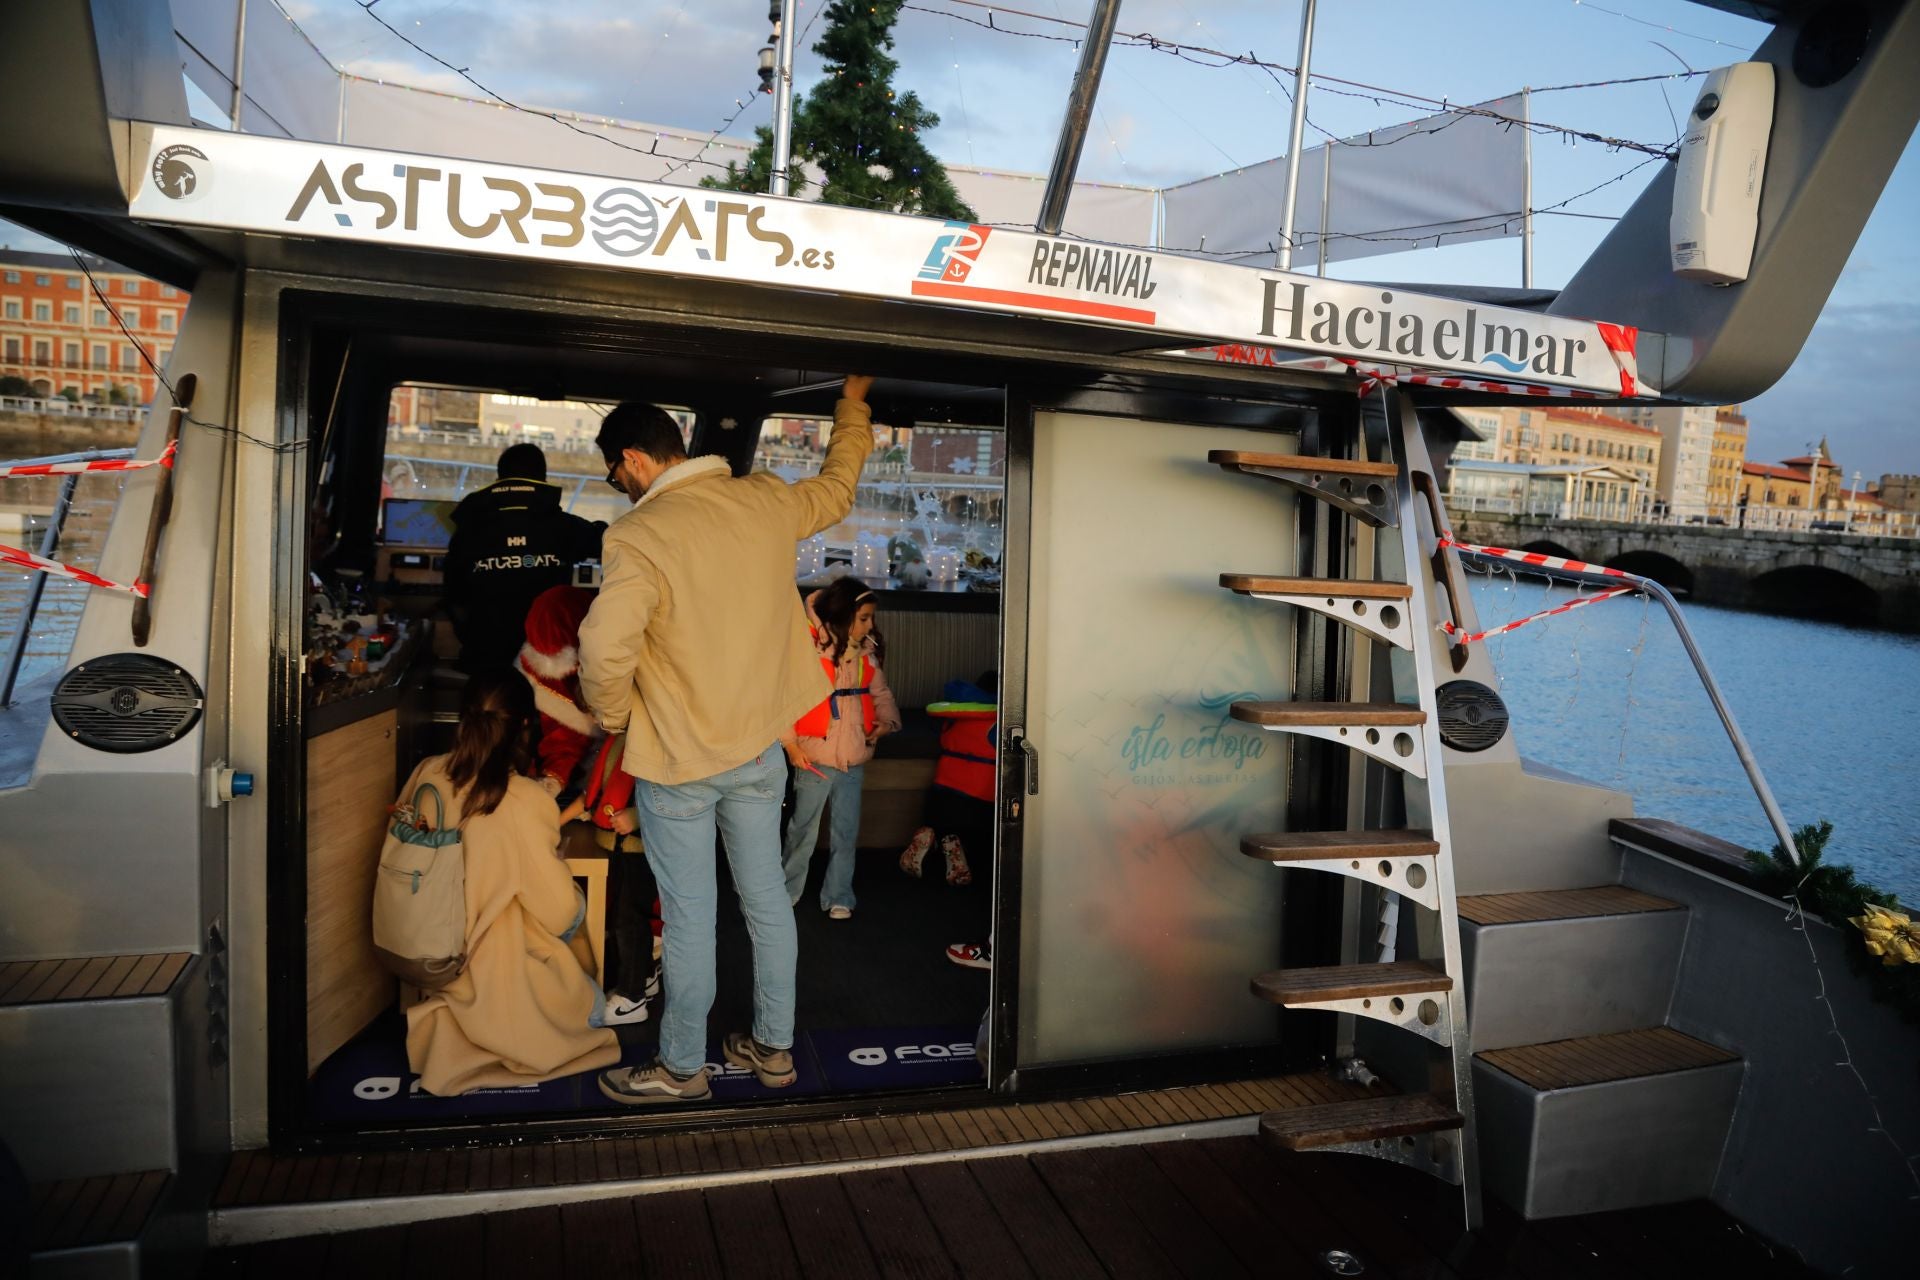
[946,940,991,970]
[598,1060,710,1105]
[600,990,649,1026]
[643,967,662,1000]
[899,826,934,877]
[722,1031,798,1087]
[941,835,973,886]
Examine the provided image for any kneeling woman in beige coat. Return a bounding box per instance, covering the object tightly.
[403,672,620,1096]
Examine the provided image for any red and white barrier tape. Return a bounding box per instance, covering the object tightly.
[0,542,148,597]
[1430,533,1640,643]
[1438,584,1636,644]
[1436,534,1631,579]
[0,440,175,478]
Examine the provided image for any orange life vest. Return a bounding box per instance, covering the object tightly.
[793,649,875,739]
[931,704,997,802]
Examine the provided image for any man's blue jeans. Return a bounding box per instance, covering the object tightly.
[634,743,795,1077]
[781,762,863,912]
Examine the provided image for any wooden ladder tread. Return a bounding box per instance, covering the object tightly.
[1220,574,1412,600]
[1476,1027,1740,1090]
[1242,829,1439,861]
[0,952,191,1006]
[1210,449,1400,478]
[1252,961,1453,1005]
[1259,1093,1461,1150]
[1457,885,1681,925]
[1232,701,1427,728]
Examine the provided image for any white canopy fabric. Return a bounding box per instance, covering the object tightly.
[1159,95,1529,267]
[169,1,1520,264]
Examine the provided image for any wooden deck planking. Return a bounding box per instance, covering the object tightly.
[837,1166,958,1279]
[1457,885,1680,925]
[902,1161,1038,1280]
[199,1139,1823,1280]
[706,1182,804,1278]
[631,1188,725,1279]
[1478,1027,1739,1090]
[1029,1147,1184,1279]
[773,1175,881,1280]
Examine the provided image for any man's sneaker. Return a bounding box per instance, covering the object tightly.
[946,940,992,970]
[598,1060,711,1105]
[722,1030,798,1087]
[643,968,663,1000]
[601,991,649,1026]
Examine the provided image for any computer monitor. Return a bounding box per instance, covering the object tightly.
[381,498,459,549]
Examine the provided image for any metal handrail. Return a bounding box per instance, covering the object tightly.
[1448,546,1801,866]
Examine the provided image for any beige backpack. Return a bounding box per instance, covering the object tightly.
[371,780,467,989]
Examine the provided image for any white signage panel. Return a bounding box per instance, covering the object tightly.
[128,125,1654,397]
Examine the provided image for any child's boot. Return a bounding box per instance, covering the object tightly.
[899,826,934,877]
[941,834,973,886]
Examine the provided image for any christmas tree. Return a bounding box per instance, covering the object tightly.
[703,0,975,220]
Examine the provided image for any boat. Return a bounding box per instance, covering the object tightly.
[1,1,1916,1275]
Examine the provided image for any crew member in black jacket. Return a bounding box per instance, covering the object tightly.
[444,443,604,671]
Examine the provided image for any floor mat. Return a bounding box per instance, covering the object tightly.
[308,1014,981,1125]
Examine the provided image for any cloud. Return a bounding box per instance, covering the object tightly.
[1744,300,1920,479]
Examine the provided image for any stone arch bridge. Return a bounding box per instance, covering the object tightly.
[1447,515,1920,633]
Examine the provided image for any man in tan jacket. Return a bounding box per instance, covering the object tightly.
[580,375,875,1104]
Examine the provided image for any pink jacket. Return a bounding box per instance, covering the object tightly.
[795,591,900,771]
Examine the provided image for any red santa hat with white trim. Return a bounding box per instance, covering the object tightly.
[517,585,597,735]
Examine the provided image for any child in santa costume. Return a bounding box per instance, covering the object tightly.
[517,585,658,1026]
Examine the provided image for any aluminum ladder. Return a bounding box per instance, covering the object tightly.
[1211,390,1482,1229]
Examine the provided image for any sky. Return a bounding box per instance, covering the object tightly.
[5,0,1915,478]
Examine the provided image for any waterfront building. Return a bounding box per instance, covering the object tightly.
[1739,461,1814,510]
[1874,472,1920,512]
[1445,458,1645,520]
[1708,408,1749,516]
[1537,407,1662,494]
[0,248,186,405]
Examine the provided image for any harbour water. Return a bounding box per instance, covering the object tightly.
[4,488,1914,903]
[1465,573,1920,903]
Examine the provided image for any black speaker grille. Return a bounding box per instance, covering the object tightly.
[1436,680,1508,753]
[51,654,204,753]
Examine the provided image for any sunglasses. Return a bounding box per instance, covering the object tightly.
[604,457,625,493]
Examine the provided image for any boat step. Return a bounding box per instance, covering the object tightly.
[1219,574,1411,599]
[1259,1093,1462,1152]
[0,953,191,1007]
[1457,885,1681,926]
[1230,701,1426,727]
[1241,829,1439,861]
[1231,701,1428,777]
[1209,449,1399,477]
[1220,575,1415,648]
[1475,1026,1738,1091]
[1209,450,1400,527]
[1252,961,1455,1043]
[1473,1028,1743,1217]
[1252,961,1453,1005]
[28,1169,171,1262]
[1241,829,1443,908]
